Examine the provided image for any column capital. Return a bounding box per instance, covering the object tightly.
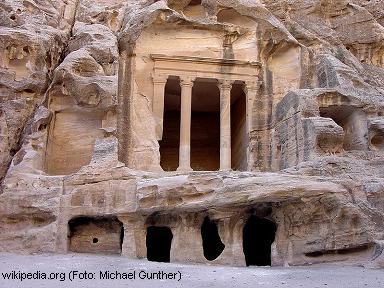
[152,74,168,84]
[243,80,262,93]
[179,76,195,87]
[217,79,234,91]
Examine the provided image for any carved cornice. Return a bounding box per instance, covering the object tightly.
[151,54,262,68]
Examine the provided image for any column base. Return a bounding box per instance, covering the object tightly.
[177,166,193,172]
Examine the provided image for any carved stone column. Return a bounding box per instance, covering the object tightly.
[152,75,168,140]
[218,80,234,171]
[177,77,194,172]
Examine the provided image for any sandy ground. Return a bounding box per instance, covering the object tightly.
[0,253,383,288]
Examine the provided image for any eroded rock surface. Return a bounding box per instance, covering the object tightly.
[0,0,78,180]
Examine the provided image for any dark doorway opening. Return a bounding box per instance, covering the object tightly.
[201,217,225,261]
[243,216,276,266]
[191,80,220,171]
[231,83,248,171]
[160,78,181,171]
[146,226,173,262]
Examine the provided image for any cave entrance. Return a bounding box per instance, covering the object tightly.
[146,226,173,262]
[231,83,248,171]
[191,80,220,171]
[68,216,124,255]
[160,78,181,171]
[243,216,276,266]
[201,217,225,261]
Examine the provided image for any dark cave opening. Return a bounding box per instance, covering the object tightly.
[243,216,277,266]
[146,226,173,263]
[201,217,225,261]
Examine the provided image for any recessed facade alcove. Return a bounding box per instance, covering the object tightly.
[191,80,220,171]
[231,83,248,171]
[68,216,124,255]
[151,54,260,172]
[159,77,181,171]
[160,78,221,171]
[242,216,277,266]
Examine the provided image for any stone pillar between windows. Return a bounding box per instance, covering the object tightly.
[152,75,168,140]
[243,81,258,135]
[218,80,234,171]
[177,77,194,172]
[243,80,262,171]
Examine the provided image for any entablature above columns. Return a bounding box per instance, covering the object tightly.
[151,54,262,83]
[151,54,262,141]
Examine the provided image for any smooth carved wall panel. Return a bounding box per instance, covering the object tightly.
[135,25,226,103]
[267,46,302,104]
[45,111,103,175]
